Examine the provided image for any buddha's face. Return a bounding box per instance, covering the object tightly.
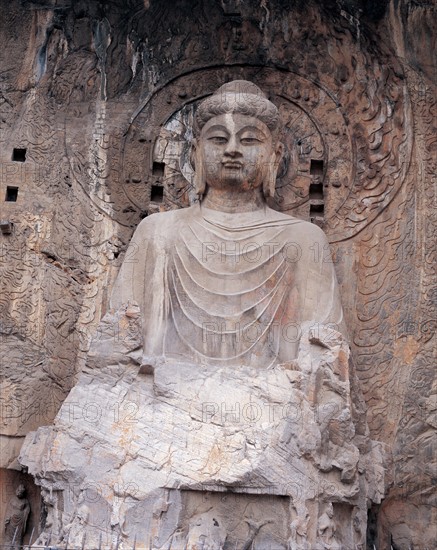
[196,113,281,193]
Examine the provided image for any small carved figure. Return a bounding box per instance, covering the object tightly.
[184,511,226,550]
[61,502,90,548]
[288,513,310,550]
[317,503,338,549]
[352,507,365,549]
[287,501,310,550]
[4,484,30,549]
[242,518,272,550]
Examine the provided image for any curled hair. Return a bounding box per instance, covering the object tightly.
[194,81,279,135]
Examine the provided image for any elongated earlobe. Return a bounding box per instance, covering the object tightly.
[192,144,205,198]
[263,142,284,198]
[263,152,279,198]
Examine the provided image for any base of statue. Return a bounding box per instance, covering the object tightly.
[20,304,387,549]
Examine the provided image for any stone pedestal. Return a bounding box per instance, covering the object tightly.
[20,304,386,548]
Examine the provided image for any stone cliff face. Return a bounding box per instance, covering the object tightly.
[0,0,435,548]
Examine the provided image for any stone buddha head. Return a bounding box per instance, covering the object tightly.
[192,80,284,200]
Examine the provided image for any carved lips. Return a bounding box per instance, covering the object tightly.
[222,161,243,169]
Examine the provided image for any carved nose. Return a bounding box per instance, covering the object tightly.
[224,136,241,156]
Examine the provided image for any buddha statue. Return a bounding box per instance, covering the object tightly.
[112,80,344,368]
[20,80,377,550]
[4,484,30,550]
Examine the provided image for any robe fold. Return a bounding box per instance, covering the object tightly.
[111,204,344,368]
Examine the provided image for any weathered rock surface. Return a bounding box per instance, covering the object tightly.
[21,305,386,548]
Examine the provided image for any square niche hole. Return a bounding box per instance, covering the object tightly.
[152,162,165,177]
[5,186,18,202]
[309,182,324,200]
[310,159,324,177]
[151,185,164,203]
[310,202,324,214]
[12,148,27,162]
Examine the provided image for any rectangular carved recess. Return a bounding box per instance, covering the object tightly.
[152,162,165,177]
[12,148,27,162]
[310,158,323,177]
[151,185,164,203]
[5,186,18,202]
[309,182,324,200]
[310,203,324,213]
[309,178,324,223]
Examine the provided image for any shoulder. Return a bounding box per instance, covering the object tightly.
[134,207,186,231]
[131,207,192,241]
[265,208,329,244]
[295,220,329,245]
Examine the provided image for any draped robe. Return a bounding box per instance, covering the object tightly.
[111,204,343,368]
[4,495,30,549]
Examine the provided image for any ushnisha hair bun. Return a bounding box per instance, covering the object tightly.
[194,80,279,135]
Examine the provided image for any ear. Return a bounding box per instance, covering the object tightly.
[275,141,284,166]
[191,139,206,197]
[263,141,284,198]
[190,138,197,170]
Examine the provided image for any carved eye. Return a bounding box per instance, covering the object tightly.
[209,136,228,144]
[240,137,261,144]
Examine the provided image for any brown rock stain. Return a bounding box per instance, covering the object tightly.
[393,336,420,366]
